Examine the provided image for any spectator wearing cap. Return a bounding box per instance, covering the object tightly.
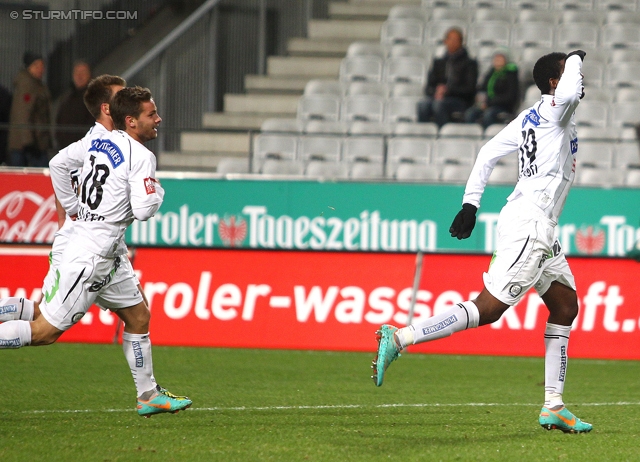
[8,52,52,167]
[55,60,94,149]
[465,49,520,129]
[417,27,478,127]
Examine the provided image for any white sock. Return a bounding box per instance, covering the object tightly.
[0,297,35,322]
[122,332,156,399]
[0,320,32,348]
[397,301,480,347]
[544,322,571,408]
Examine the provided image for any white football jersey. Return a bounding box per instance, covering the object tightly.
[463,54,584,224]
[70,130,164,257]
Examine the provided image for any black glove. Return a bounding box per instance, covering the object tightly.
[449,203,477,240]
[567,50,586,61]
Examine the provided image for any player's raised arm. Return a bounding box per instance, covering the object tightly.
[546,50,585,124]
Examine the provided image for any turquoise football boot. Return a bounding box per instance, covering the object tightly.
[539,406,593,433]
[137,390,192,417]
[372,324,401,387]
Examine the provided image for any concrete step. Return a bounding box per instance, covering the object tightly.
[245,75,307,94]
[308,19,383,41]
[180,131,250,153]
[287,38,352,57]
[267,56,342,78]
[328,2,392,20]
[224,94,300,115]
[202,112,270,130]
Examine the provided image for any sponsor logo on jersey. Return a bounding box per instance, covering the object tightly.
[508,284,522,297]
[88,256,121,292]
[144,177,158,195]
[575,226,605,255]
[0,304,17,315]
[522,109,540,128]
[570,137,578,155]
[422,314,458,336]
[72,312,85,323]
[132,340,144,367]
[89,139,124,169]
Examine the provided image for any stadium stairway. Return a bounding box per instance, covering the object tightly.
[165,0,419,171]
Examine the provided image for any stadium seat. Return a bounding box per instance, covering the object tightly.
[346,42,387,58]
[350,162,385,180]
[487,164,518,184]
[576,166,624,187]
[595,0,637,11]
[523,84,541,103]
[577,141,614,169]
[438,123,483,140]
[604,10,640,23]
[473,8,516,24]
[620,126,638,141]
[260,159,304,176]
[575,100,609,127]
[387,136,432,164]
[298,135,342,163]
[343,136,385,164]
[388,44,431,59]
[556,23,599,50]
[613,143,640,168]
[389,82,425,97]
[339,56,384,83]
[625,168,640,187]
[606,62,640,88]
[393,122,439,137]
[432,139,477,165]
[440,163,473,183]
[510,0,551,8]
[260,118,301,133]
[303,80,344,97]
[580,61,605,88]
[253,134,298,171]
[388,5,429,21]
[303,120,348,135]
[609,101,640,127]
[348,121,390,135]
[216,157,250,175]
[340,95,385,122]
[430,7,473,22]
[380,19,425,46]
[511,22,554,48]
[601,24,640,49]
[555,0,597,10]
[297,95,341,122]
[422,0,464,8]
[613,87,640,102]
[584,87,612,102]
[577,126,621,141]
[305,160,349,179]
[516,9,557,25]
[383,56,428,86]
[468,21,511,48]
[345,81,388,97]
[385,96,422,123]
[393,163,440,181]
[483,123,508,139]
[610,48,640,63]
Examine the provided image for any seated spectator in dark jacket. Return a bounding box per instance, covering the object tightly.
[55,60,94,149]
[465,50,520,129]
[417,27,478,127]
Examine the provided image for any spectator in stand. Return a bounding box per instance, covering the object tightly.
[8,52,52,167]
[465,50,520,129]
[55,60,94,149]
[0,84,11,165]
[417,27,478,127]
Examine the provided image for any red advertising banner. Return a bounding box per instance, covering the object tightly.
[2,246,639,359]
[0,172,57,243]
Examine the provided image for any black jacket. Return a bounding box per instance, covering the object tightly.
[479,64,520,113]
[426,48,478,107]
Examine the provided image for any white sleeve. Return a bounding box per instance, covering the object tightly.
[129,149,164,221]
[462,120,520,208]
[48,139,87,216]
[540,54,583,124]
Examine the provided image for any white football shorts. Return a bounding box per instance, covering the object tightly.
[483,198,576,306]
[40,243,143,331]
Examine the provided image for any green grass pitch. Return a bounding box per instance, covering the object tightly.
[1,344,639,461]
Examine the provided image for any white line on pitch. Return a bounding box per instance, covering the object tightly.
[14,401,640,415]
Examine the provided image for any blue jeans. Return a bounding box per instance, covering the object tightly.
[417,97,469,127]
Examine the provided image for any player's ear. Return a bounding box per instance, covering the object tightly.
[102,102,110,116]
[126,114,136,128]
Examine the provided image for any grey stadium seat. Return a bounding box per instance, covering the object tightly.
[380,19,425,47]
[511,23,555,49]
[385,96,423,123]
[340,95,385,123]
[576,141,614,169]
[298,135,342,163]
[297,95,341,122]
[432,139,477,165]
[346,41,387,58]
[339,56,384,83]
[216,157,249,175]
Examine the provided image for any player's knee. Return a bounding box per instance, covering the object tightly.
[29,322,63,346]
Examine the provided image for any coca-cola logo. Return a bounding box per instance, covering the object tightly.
[0,191,58,243]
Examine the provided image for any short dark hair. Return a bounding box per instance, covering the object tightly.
[83,75,126,119]
[110,86,153,131]
[533,52,567,95]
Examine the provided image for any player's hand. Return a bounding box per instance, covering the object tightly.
[567,50,586,61]
[449,203,477,240]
